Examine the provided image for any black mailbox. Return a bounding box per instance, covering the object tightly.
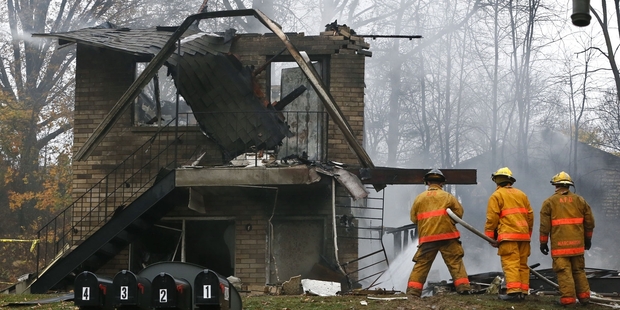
[194,269,231,310]
[74,271,114,310]
[113,270,152,309]
[151,272,191,310]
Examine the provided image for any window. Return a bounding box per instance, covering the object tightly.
[269,61,327,161]
[133,63,195,127]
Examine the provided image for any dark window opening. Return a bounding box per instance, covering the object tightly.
[133,63,195,127]
[184,220,235,277]
[131,219,235,277]
[131,222,183,270]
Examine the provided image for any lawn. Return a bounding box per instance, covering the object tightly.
[0,291,591,310]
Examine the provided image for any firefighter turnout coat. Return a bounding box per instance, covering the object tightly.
[410,184,463,243]
[485,185,534,242]
[539,189,595,257]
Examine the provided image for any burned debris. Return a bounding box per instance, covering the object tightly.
[167,41,294,162]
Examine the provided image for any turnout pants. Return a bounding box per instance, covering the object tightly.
[407,239,470,296]
[498,241,530,295]
[552,255,590,305]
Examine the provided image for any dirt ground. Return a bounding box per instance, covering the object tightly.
[1,290,618,310]
[241,291,619,310]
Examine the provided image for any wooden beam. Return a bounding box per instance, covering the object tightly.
[346,167,477,185]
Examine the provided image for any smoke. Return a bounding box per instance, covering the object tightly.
[457,128,620,271]
[373,242,418,292]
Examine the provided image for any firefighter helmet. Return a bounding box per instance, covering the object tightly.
[551,171,574,187]
[491,167,516,184]
[424,168,446,184]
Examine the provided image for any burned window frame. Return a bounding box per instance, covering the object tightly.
[266,55,331,162]
[132,61,196,127]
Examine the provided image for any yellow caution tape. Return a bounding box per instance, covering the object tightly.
[0,239,40,252]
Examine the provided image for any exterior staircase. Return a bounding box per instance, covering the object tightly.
[30,172,181,293]
[29,121,189,293]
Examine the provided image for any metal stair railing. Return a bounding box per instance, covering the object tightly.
[35,119,184,279]
[33,109,328,280]
[335,185,388,290]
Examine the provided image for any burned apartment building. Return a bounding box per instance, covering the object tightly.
[26,11,476,295]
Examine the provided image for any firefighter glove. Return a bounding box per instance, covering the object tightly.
[585,238,592,250]
[540,243,549,255]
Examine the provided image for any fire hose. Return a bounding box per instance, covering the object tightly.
[445,209,620,307]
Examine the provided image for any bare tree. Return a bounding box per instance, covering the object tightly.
[0,0,196,233]
[591,1,620,104]
[567,47,595,174]
[507,0,540,169]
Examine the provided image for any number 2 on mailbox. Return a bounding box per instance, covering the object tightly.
[159,289,167,302]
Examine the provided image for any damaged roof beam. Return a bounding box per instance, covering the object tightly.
[74,9,375,171]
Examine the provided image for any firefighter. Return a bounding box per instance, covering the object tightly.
[406,168,472,297]
[484,167,534,301]
[539,171,595,307]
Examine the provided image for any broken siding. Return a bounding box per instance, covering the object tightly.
[44,26,369,165]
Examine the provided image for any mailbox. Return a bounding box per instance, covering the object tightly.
[74,271,114,310]
[113,270,152,309]
[151,272,192,310]
[194,269,230,310]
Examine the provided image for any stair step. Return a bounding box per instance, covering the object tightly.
[99,243,123,257]
[126,218,150,233]
[84,253,107,268]
[111,230,134,244]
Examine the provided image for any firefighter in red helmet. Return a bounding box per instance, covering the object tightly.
[485,167,534,301]
[406,168,472,297]
[539,171,595,307]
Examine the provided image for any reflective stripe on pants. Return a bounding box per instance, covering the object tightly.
[497,241,530,295]
[408,239,471,296]
[552,255,590,304]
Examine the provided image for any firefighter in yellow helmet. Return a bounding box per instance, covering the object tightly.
[406,168,472,297]
[539,171,595,307]
[484,167,534,301]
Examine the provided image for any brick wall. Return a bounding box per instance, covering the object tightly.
[72,46,137,239]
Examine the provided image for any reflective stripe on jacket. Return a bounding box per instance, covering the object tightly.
[539,190,595,257]
[410,184,463,244]
[485,186,533,242]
